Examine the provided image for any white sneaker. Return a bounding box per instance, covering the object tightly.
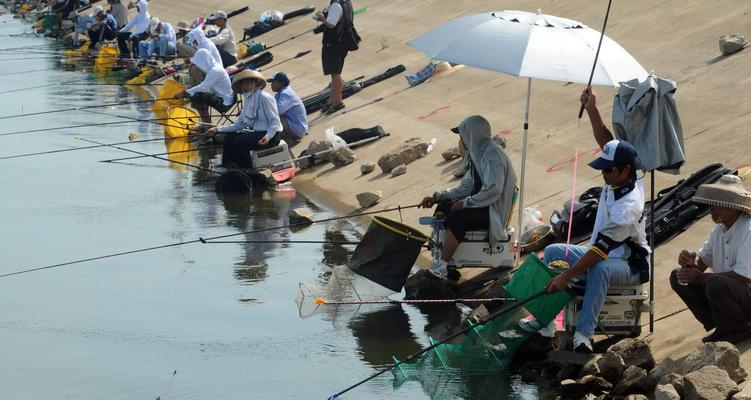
[428,259,448,279]
[573,331,593,353]
[518,318,557,337]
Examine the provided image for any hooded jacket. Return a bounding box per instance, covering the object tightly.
[186,48,234,106]
[119,0,149,35]
[434,115,517,244]
[188,27,222,66]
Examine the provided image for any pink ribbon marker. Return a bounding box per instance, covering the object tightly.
[564,148,579,259]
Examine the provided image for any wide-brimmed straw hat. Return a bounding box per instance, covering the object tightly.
[231,69,266,92]
[693,174,751,214]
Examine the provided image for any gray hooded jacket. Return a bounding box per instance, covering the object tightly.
[434,115,517,244]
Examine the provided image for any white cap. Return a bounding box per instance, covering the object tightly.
[148,17,160,33]
[93,6,104,14]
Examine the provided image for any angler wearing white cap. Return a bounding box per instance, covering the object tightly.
[138,17,176,60]
[117,0,150,58]
[88,5,117,48]
[206,10,237,67]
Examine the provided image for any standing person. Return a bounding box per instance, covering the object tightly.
[88,6,117,48]
[138,17,176,60]
[107,0,128,30]
[52,0,77,33]
[207,10,237,66]
[520,88,651,353]
[267,71,308,144]
[670,174,751,345]
[419,115,517,280]
[204,70,283,168]
[174,48,235,124]
[313,0,360,114]
[117,0,149,58]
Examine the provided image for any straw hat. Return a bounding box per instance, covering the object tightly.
[231,69,266,92]
[693,174,751,214]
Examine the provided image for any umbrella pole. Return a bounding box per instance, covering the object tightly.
[516,78,532,265]
[649,170,655,332]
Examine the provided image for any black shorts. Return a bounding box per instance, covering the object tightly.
[437,204,490,241]
[322,42,348,75]
[191,92,235,113]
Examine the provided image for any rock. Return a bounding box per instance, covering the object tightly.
[548,350,598,367]
[607,338,655,370]
[329,147,356,167]
[559,375,611,399]
[441,146,461,161]
[597,352,626,383]
[580,354,604,377]
[734,381,751,400]
[650,342,747,385]
[655,384,681,400]
[512,334,553,363]
[391,164,407,176]
[559,379,588,399]
[579,374,613,394]
[403,269,458,299]
[308,140,333,155]
[658,373,686,398]
[719,34,748,56]
[288,208,314,224]
[377,137,429,173]
[614,365,649,397]
[624,395,649,400]
[356,191,382,208]
[557,363,581,381]
[128,132,139,141]
[555,331,574,352]
[684,365,739,400]
[520,369,539,384]
[299,141,334,169]
[360,162,376,175]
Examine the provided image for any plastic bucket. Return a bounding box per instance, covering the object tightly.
[348,216,429,292]
[503,254,572,324]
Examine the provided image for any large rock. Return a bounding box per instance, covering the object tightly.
[614,365,649,397]
[658,373,686,398]
[649,342,747,386]
[298,140,334,169]
[377,137,429,173]
[607,338,655,370]
[288,208,314,224]
[403,269,458,299]
[559,375,612,399]
[597,352,626,383]
[580,354,604,377]
[360,162,376,175]
[548,351,598,367]
[734,381,751,400]
[441,146,461,161]
[655,384,681,400]
[624,395,649,400]
[356,191,382,208]
[391,164,407,176]
[684,365,739,400]
[308,140,333,155]
[329,147,356,167]
[719,34,748,56]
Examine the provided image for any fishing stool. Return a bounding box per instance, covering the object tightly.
[564,282,648,338]
[250,140,294,172]
[419,217,515,269]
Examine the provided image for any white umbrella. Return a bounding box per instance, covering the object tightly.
[408,9,648,254]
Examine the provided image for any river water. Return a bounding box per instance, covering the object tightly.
[0,12,545,400]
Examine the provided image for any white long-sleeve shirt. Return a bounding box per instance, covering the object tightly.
[218,89,282,141]
[186,48,233,106]
[119,0,149,35]
[209,24,237,58]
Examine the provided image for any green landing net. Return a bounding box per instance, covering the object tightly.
[392,255,571,386]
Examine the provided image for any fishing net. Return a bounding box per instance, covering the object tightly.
[392,255,571,384]
[164,105,198,138]
[93,45,118,74]
[126,66,152,85]
[63,42,90,64]
[152,79,187,117]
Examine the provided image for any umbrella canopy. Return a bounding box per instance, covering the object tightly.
[409,10,648,86]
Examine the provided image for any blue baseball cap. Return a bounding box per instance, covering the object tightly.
[589,139,638,170]
[266,71,290,85]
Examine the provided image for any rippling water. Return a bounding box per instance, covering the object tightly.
[0,12,545,400]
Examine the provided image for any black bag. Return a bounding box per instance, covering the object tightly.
[342,25,361,51]
[550,186,602,241]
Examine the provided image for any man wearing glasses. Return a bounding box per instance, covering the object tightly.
[519,88,651,353]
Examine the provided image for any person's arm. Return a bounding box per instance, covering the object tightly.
[120,15,135,32]
[581,87,614,149]
[186,69,217,97]
[463,154,505,208]
[209,28,230,46]
[260,93,282,141]
[435,171,474,204]
[275,91,294,115]
[320,3,342,28]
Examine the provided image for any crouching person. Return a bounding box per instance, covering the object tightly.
[419,115,517,280]
[670,174,751,344]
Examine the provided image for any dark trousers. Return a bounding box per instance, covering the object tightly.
[218,47,237,68]
[670,269,751,333]
[89,25,116,48]
[435,203,489,241]
[117,31,146,57]
[222,131,281,168]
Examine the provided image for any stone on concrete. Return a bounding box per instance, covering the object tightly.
[329,146,356,167]
[580,354,603,378]
[607,338,655,370]
[441,146,461,161]
[658,373,686,398]
[719,34,748,56]
[288,208,314,224]
[391,164,407,176]
[597,352,626,384]
[733,381,751,400]
[377,137,429,173]
[360,162,376,175]
[655,384,681,400]
[614,365,649,397]
[623,395,649,400]
[650,342,747,385]
[684,365,739,400]
[356,191,382,208]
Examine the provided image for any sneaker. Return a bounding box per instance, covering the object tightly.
[573,332,593,353]
[446,265,461,281]
[428,259,448,279]
[518,318,557,337]
[702,329,726,343]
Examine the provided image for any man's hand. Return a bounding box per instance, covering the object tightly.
[258,136,269,146]
[313,11,325,21]
[419,195,436,209]
[546,273,570,294]
[580,87,597,113]
[451,201,464,211]
[676,266,705,285]
[205,127,218,137]
[678,250,698,268]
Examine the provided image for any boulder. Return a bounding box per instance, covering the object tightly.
[360,162,376,175]
[356,191,382,208]
[548,350,598,367]
[557,363,581,381]
[288,208,314,224]
[329,147,356,167]
[655,384,681,400]
[441,146,462,161]
[559,375,612,399]
[403,269,458,299]
[597,352,626,383]
[614,365,649,397]
[298,141,334,169]
[607,338,655,370]
[624,395,649,400]
[391,164,407,176]
[649,342,747,385]
[308,140,333,155]
[580,354,604,377]
[733,381,751,400]
[658,373,686,398]
[684,365,739,400]
[719,34,748,56]
[377,137,429,173]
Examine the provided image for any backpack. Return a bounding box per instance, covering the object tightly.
[550,186,602,241]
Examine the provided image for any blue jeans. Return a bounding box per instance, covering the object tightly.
[543,243,640,336]
[138,37,176,59]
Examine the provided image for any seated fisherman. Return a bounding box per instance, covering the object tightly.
[53,0,77,33]
[138,17,176,60]
[521,88,651,353]
[267,71,308,144]
[204,69,282,168]
[419,115,517,280]
[206,10,237,67]
[670,174,751,344]
[174,48,235,124]
[117,0,149,58]
[88,6,117,49]
[179,27,223,86]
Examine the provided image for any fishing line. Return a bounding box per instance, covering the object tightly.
[77,137,217,172]
[0,96,183,120]
[100,145,221,163]
[0,205,421,279]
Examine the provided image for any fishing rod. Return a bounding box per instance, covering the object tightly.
[0,96,182,120]
[100,145,222,163]
[577,0,613,120]
[325,289,547,400]
[0,67,63,76]
[258,49,311,71]
[0,76,95,95]
[201,239,362,245]
[0,204,421,279]
[76,137,217,173]
[309,96,384,127]
[311,296,516,306]
[260,6,370,51]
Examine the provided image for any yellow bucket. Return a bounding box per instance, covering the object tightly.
[93,45,119,74]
